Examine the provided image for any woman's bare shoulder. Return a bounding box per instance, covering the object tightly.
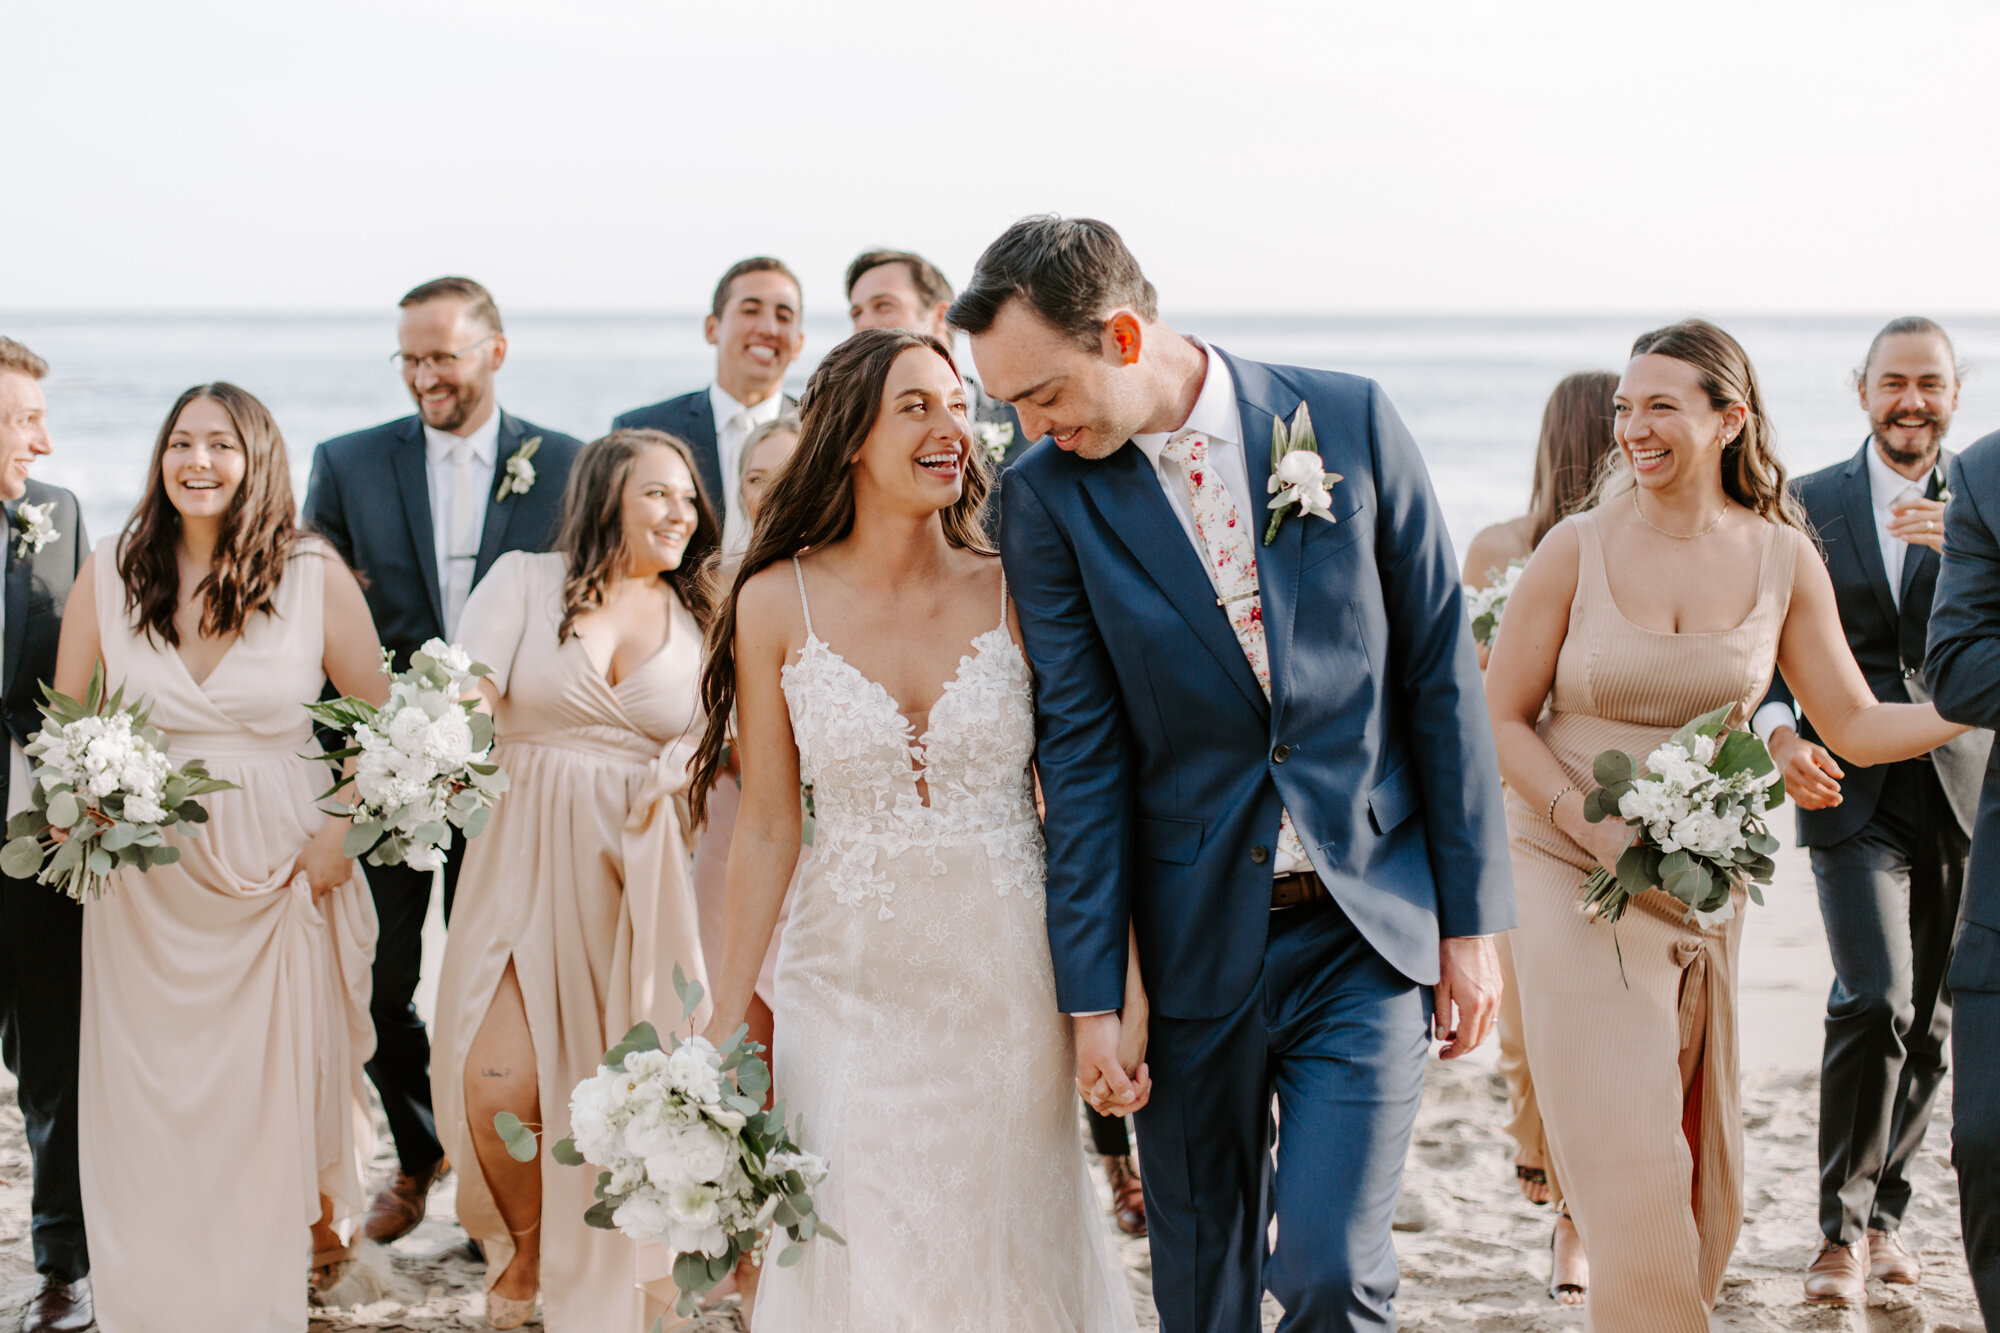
[1463,515,1534,584]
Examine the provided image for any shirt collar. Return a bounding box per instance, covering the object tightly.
[1863,438,1928,512]
[1131,339,1241,468]
[709,382,783,432]
[423,404,504,467]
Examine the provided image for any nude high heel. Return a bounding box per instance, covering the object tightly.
[486,1221,540,1329]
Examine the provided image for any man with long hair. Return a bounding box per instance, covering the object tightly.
[1752,318,1991,1306]
[0,337,92,1332]
[303,278,582,1246]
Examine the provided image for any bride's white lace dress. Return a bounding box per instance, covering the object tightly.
[751,558,1137,1333]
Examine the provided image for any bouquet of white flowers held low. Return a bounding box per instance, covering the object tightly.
[496,967,839,1322]
[1467,559,1526,649]
[1580,706,1787,974]
[0,665,237,901]
[304,639,508,873]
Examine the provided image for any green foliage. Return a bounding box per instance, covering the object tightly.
[8,664,240,901]
[494,1111,540,1163]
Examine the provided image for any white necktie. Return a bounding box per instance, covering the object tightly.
[1887,483,1923,607]
[720,410,759,555]
[447,440,482,638]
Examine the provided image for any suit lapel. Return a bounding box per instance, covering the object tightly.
[1220,349,1305,725]
[390,417,446,632]
[679,396,727,524]
[1,503,28,699]
[475,412,523,583]
[1838,446,1899,627]
[1080,445,1268,716]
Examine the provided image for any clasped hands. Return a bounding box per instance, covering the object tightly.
[1074,1010,1151,1118]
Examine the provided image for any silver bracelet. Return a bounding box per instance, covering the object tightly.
[1547,785,1574,826]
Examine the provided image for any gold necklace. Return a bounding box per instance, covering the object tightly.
[1631,490,1725,540]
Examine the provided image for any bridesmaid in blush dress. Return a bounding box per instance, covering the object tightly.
[430,428,718,1331]
[57,384,388,1333]
[1486,322,1968,1330]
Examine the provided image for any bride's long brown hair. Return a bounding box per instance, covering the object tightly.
[118,382,300,646]
[685,328,994,826]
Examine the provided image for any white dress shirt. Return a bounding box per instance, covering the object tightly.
[1129,341,1306,877]
[1752,443,1934,745]
[710,383,784,555]
[423,406,502,640]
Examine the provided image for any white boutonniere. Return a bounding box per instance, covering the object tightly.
[494,436,541,502]
[972,419,1015,466]
[13,501,58,560]
[1263,404,1341,545]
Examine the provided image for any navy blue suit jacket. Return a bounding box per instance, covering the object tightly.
[1001,349,1515,1019]
[2,482,87,768]
[1761,443,1988,846]
[1924,430,2000,993]
[303,411,581,666]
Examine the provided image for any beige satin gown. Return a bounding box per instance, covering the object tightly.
[1507,509,1797,1330]
[79,538,378,1333]
[430,551,709,1333]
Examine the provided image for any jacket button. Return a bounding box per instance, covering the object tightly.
[1272,744,1291,763]
[1251,845,1269,864]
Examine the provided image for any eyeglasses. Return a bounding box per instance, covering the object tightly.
[390,334,496,375]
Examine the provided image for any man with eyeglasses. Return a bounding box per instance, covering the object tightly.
[303,276,581,1246]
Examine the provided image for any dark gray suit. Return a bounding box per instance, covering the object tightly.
[1760,442,1989,1249]
[0,482,89,1280]
[303,410,580,1174]
[1924,429,2000,1325]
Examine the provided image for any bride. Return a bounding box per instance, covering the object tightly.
[688,327,1140,1332]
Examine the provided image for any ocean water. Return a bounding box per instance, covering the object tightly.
[8,311,2000,562]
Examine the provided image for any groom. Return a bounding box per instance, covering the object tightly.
[956,217,1513,1330]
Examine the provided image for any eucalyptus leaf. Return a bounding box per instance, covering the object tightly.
[47,792,80,828]
[493,1111,540,1162]
[152,845,181,865]
[777,1243,803,1267]
[0,836,46,879]
[1593,749,1636,787]
[551,1136,584,1166]
[583,1200,617,1229]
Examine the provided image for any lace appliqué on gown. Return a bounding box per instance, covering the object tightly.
[781,625,1045,920]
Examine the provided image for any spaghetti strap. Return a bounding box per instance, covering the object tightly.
[792,556,815,638]
[997,569,1009,631]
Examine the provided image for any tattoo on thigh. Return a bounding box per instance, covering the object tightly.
[480,1066,511,1079]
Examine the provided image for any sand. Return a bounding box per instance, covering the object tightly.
[0,828,1984,1331]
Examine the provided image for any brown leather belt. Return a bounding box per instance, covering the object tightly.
[1271,871,1331,911]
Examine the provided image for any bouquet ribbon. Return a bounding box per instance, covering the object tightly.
[612,734,711,1041]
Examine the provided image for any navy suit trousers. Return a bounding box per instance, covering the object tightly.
[1136,899,1427,1332]
[1955,983,2000,1326]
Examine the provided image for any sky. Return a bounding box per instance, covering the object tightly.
[7,0,1998,316]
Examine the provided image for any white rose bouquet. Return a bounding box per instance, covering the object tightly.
[1579,705,1787,973]
[0,665,236,901]
[304,639,508,872]
[496,967,839,1320]
[1467,559,1526,649]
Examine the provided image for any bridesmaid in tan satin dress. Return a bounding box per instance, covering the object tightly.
[56,384,388,1333]
[1486,321,1966,1331]
[431,428,717,1331]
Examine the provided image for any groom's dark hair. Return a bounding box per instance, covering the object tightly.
[949,215,1159,351]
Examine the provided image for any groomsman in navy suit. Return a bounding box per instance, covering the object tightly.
[304,278,580,1244]
[958,217,1511,1330]
[1751,317,1989,1306]
[614,257,804,553]
[1924,422,2000,1329]
[0,338,92,1332]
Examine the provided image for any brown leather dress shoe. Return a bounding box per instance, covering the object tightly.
[22,1275,93,1333]
[1803,1237,1869,1306]
[1103,1155,1147,1238]
[1867,1228,1920,1285]
[362,1156,451,1244]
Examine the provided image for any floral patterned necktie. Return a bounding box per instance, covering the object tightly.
[1159,430,1308,869]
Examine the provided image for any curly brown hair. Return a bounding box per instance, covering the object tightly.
[553,428,720,643]
[118,383,300,646]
